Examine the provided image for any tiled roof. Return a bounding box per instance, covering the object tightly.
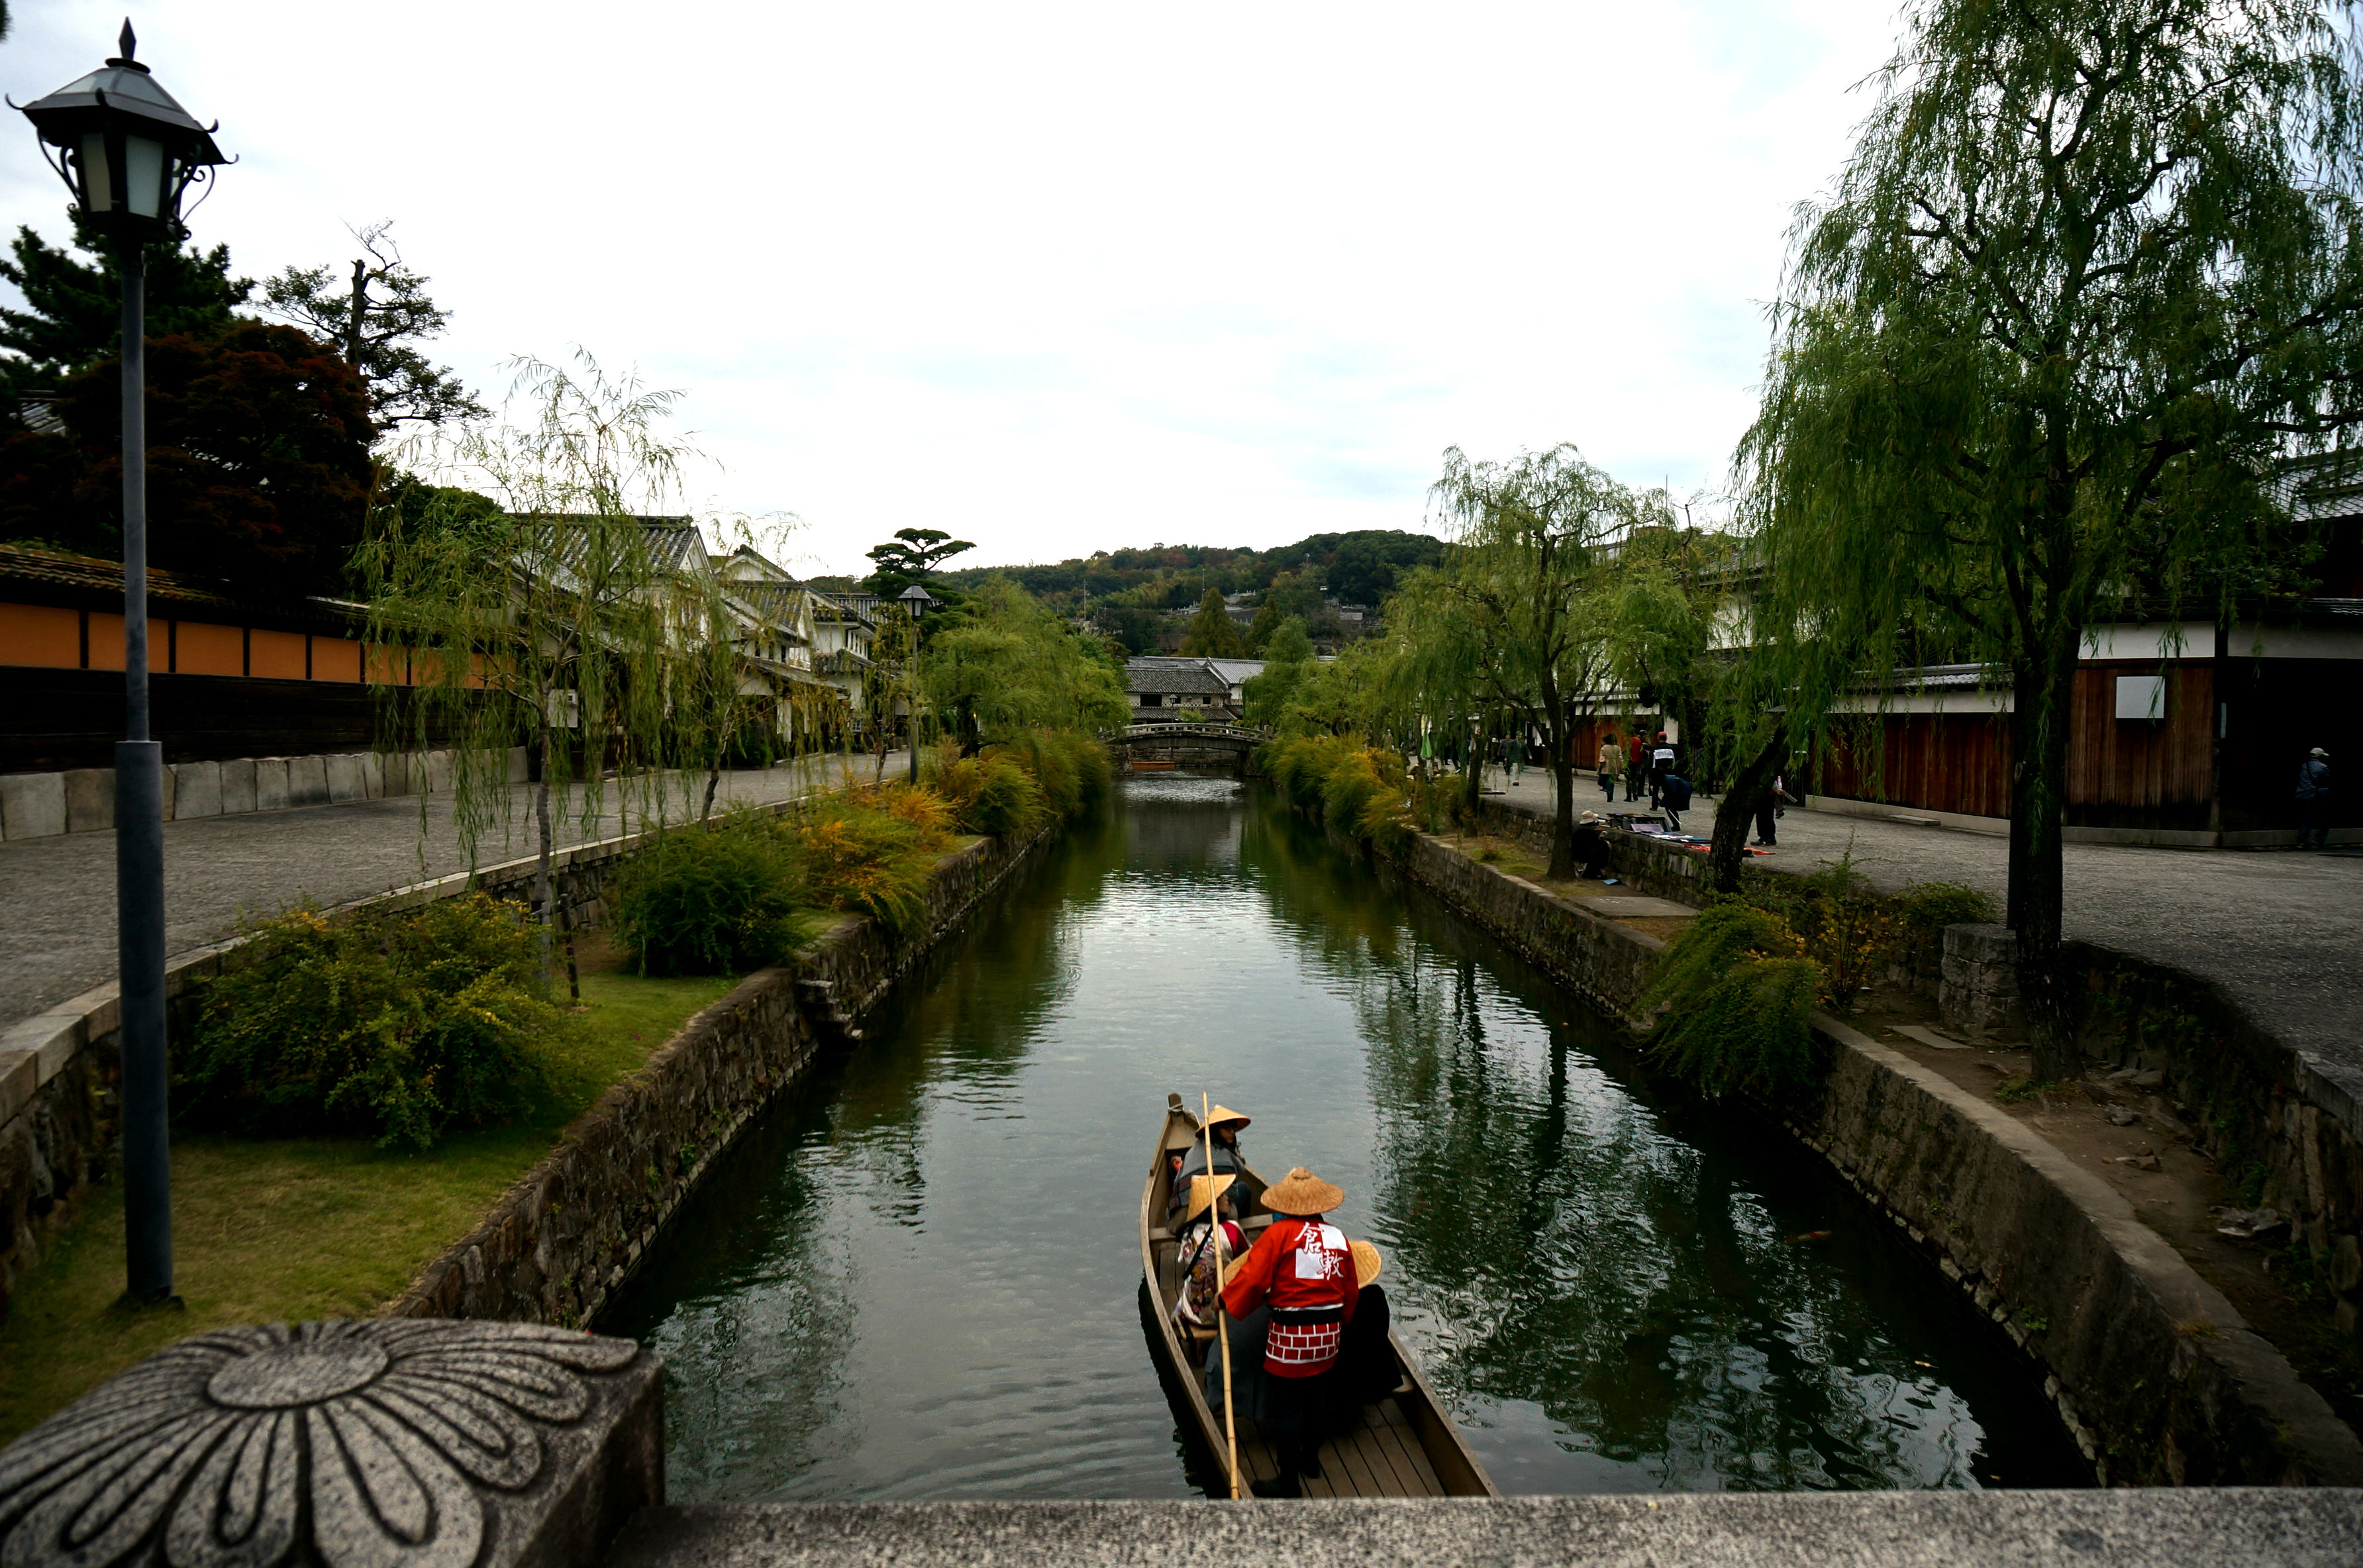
[2270,454,2363,524]
[0,542,360,620]
[1125,659,1230,695]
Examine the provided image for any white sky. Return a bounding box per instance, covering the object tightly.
[1,1,1901,577]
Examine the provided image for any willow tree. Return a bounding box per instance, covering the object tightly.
[918,577,1129,748]
[362,353,722,977]
[1737,0,2363,1079]
[1415,446,1654,879]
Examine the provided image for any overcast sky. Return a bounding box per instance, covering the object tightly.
[1,1,1901,576]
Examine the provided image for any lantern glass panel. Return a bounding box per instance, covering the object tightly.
[124,136,165,219]
[78,132,112,212]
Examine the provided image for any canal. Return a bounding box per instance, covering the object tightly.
[605,775,2089,1500]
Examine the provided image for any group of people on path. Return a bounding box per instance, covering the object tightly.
[1164,1108,1393,1498]
[1593,731,1695,832]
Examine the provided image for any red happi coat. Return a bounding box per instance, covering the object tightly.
[1221,1216,1358,1378]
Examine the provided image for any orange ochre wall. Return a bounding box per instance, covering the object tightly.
[0,601,409,684]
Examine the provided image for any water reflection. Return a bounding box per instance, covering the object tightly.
[605,775,2086,1499]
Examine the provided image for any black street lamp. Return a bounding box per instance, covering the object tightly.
[19,21,226,1306]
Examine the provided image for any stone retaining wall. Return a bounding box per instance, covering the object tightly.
[1391,827,2363,1487]
[391,824,1059,1327]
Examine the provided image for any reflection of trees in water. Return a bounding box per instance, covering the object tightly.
[604,1091,860,1500]
[1234,797,1407,971]
[1341,897,1990,1491]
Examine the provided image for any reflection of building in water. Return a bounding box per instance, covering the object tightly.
[1121,776,1246,866]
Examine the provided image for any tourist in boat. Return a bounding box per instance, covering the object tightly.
[1168,1104,1251,1221]
[1219,1165,1358,1497]
[1321,1240,1395,1424]
[1172,1174,1246,1332]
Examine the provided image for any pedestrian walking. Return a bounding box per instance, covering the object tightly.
[1625,734,1647,802]
[1595,734,1622,801]
[1648,732,1676,808]
[2297,747,2333,849]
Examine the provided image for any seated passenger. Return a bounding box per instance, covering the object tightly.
[1168,1104,1251,1220]
[1172,1175,1246,1334]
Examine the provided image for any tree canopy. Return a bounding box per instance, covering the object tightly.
[0,217,250,403]
[918,577,1127,748]
[259,222,487,434]
[1,323,374,595]
[1181,584,1245,657]
[864,526,976,599]
[1735,0,2363,1077]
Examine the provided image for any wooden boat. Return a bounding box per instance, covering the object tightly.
[1139,1093,1499,1497]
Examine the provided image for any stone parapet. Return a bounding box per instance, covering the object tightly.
[606,1493,2363,1568]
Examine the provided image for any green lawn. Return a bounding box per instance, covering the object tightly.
[0,957,738,1443]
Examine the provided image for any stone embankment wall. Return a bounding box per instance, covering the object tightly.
[1388,826,2363,1487]
[392,825,1057,1326]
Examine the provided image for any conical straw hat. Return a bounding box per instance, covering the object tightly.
[1184,1172,1236,1222]
[1262,1166,1344,1216]
[1203,1104,1251,1132]
[1350,1240,1383,1289]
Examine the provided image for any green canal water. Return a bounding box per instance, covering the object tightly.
[605,775,2089,1499]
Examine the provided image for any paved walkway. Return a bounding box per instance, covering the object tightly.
[0,752,907,1030]
[1487,771,2363,1096]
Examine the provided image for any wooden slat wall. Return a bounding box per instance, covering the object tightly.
[1812,713,2013,818]
[2067,665,2215,810]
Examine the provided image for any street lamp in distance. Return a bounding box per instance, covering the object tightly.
[897,584,935,781]
[18,19,227,1308]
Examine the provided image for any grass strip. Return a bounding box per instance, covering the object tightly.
[0,962,736,1443]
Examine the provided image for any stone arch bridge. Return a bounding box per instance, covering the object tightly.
[1105,722,1270,775]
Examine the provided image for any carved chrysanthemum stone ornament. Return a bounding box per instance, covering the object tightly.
[0,1319,664,1568]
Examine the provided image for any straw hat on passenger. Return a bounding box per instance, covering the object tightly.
[1204,1104,1251,1132]
[1350,1240,1383,1289]
[1262,1166,1344,1216]
[1184,1173,1236,1223]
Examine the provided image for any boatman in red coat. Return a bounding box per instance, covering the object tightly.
[1221,1165,1358,1496]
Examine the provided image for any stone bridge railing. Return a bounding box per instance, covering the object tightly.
[1107,722,1270,746]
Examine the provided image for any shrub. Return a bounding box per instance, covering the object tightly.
[929,729,1111,835]
[1893,880,2000,975]
[1641,903,1824,1099]
[181,896,564,1150]
[1261,734,1422,854]
[611,808,807,976]
[793,790,945,937]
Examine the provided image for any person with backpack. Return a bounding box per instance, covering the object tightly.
[2297,747,2333,850]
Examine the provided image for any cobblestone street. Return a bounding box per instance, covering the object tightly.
[0,753,901,1029]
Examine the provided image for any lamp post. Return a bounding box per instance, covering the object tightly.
[898,584,934,783]
[19,22,226,1306]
